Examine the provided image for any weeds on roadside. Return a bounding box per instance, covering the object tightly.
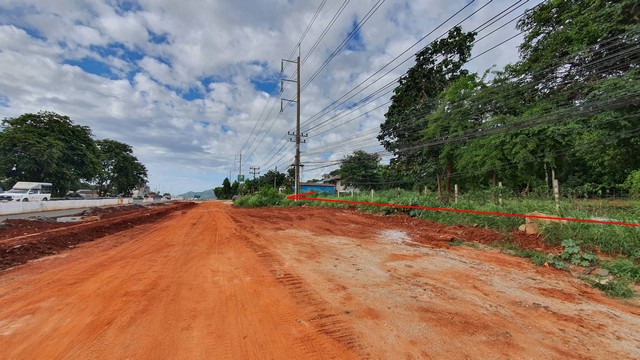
[601,259,640,282]
[588,278,635,298]
[233,187,290,207]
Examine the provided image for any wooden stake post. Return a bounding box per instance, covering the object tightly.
[553,179,560,211]
[454,184,458,204]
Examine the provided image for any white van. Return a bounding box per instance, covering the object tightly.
[0,182,53,202]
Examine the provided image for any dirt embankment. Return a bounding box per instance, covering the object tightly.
[0,202,196,270]
[0,202,638,359]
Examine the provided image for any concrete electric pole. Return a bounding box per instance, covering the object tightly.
[281,45,307,196]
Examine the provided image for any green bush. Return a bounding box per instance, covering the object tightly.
[233,187,289,207]
[623,170,640,199]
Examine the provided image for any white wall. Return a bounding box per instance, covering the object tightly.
[0,198,133,216]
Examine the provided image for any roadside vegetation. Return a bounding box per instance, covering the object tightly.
[229,1,639,298]
[0,111,148,197]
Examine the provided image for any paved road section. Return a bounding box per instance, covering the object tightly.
[0,202,638,359]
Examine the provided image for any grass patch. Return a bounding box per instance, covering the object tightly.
[601,259,640,282]
[449,238,464,246]
[512,248,551,266]
[589,278,636,298]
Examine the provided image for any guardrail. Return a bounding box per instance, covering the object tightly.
[0,198,134,216]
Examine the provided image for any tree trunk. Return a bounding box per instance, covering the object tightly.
[436,174,442,200]
[446,162,453,195]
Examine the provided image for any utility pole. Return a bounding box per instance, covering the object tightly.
[281,45,307,196]
[250,166,260,194]
[274,166,277,189]
[235,153,243,183]
[250,166,260,180]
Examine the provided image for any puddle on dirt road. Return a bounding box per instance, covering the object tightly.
[378,229,410,244]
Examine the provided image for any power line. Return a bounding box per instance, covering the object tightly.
[254,0,498,171]
[302,0,351,66]
[256,1,634,184]
[301,36,639,158]
[239,0,329,163]
[257,0,489,169]
[300,0,531,135]
[301,0,387,92]
[299,0,484,131]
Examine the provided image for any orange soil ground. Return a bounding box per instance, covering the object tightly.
[0,201,638,359]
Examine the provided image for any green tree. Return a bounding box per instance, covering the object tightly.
[213,178,234,199]
[95,139,147,196]
[258,170,286,189]
[497,0,640,192]
[231,180,239,196]
[339,150,381,190]
[0,111,99,196]
[379,26,476,183]
[421,74,488,194]
[623,170,640,199]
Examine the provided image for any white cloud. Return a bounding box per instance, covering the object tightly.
[0,0,543,194]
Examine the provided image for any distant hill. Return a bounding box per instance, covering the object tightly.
[178,189,216,199]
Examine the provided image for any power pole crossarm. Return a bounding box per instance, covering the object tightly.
[250,166,260,180]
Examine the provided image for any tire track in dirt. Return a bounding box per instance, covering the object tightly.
[230,212,369,359]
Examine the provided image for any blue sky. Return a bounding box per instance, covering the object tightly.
[0,0,542,195]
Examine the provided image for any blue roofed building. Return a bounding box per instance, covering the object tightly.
[298,183,335,195]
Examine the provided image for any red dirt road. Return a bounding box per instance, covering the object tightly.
[1,202,639,359]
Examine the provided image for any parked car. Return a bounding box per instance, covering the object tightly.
[64,192,84,200]
[0,182,52,202]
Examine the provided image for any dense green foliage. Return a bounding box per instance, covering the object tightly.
[339,150,381,190]
[233,187,289,207]
[0,111,146,196]
[378,26,476,185]
[213,178,235,200]
[95,139,148,196]
[242,170,287,194]
[214,168,289,199]
[376,0,639,196]
[623,170,640,199]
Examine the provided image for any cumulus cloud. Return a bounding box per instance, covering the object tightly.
[0,0,543,194]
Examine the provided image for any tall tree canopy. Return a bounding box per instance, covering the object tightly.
[375,1,639,196]
[213,178,236,199]
[95,139,148,196]
[495,0,640,191]
[0,111,100,196]
[0,111,148,197]
[339,150,381,190]
[378,26,476,181]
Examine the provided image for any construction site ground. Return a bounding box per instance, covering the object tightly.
[0,201,638,359]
